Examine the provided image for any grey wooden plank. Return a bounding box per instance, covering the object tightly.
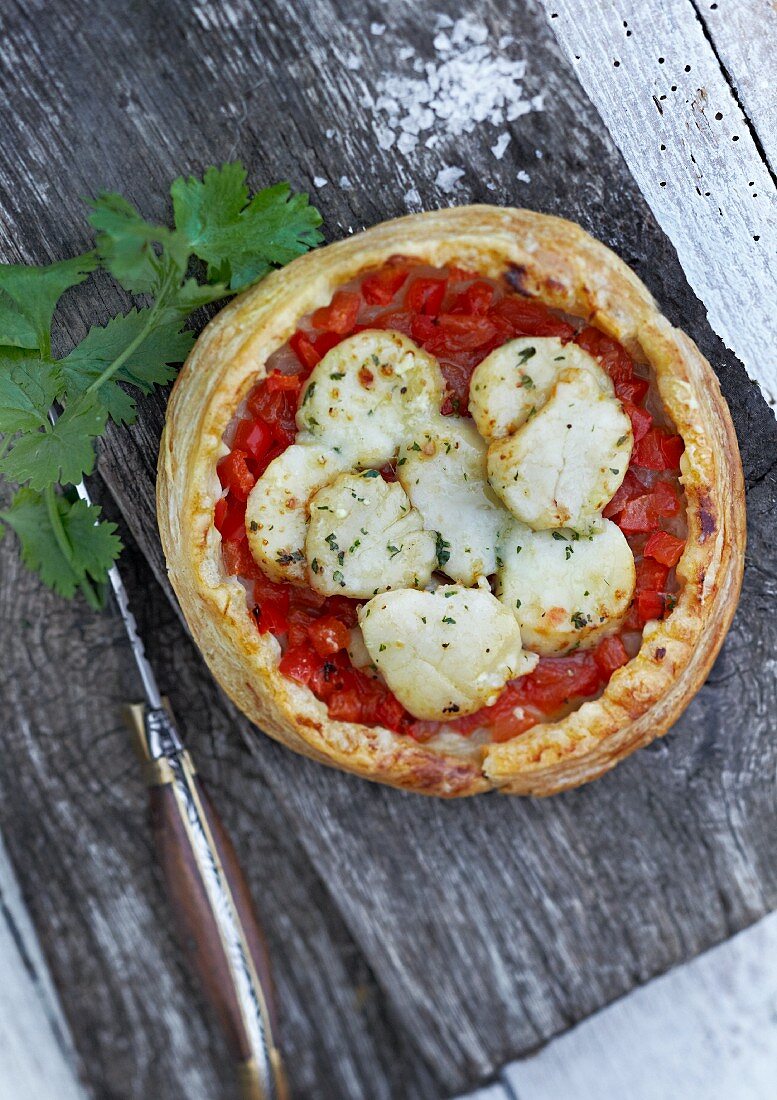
[541,0,777,405]
[0,1,775,1097]
[702,0,777,170]
[0,835,87,1100]
[501,910,777,1100]
[0,490,439,1100]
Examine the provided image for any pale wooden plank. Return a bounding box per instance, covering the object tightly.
[703,0,777,169]
[500,909,777,1099]
[0,835,87,1100]
[542,0,777,406]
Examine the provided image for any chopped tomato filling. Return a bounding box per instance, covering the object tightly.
[213,261,687,741]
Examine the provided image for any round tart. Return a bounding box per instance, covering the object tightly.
[157,206,745,798]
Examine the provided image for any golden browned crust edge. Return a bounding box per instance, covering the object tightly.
[156,205,746,798]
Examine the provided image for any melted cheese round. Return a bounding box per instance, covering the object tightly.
[245,444,346,584]
[469,336,613,440]
[497,519,635,655]
[397,417,507,585]
[487,368,632,530]
[305,471,437,597]
[295,330,445,466]
[358,585,537,720]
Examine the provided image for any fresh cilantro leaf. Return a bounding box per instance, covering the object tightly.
[0,487,121,602]
[0,292,39,349]
[171,165,323,290]
[60,308,195,423]
[0,357,62,433]
[89,192,188,296]
[0,392,106,489]
[0,253,96,356]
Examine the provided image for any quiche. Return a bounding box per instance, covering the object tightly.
[157,206,745,797]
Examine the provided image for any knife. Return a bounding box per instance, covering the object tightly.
[71,478,287,1100]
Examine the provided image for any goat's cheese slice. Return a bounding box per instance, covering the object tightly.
[245,444,345,583]
[397,417,507,585]
[487,368,633,530]
[295,330,445,466]
[497,519,635,655]
[358,585,538,720]
[469,336,613,441]
[305,471,437,597]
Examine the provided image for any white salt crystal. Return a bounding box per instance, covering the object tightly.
[339,175,352,189]
[397,132,418,154]
[491,133,511,160]
[313,176,328,187]
[370,22,386,35]
[325,128,335,139]
[516,170,531,183]
[435,165,465,192]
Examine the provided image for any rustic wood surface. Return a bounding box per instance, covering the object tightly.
[0,1,775,1097]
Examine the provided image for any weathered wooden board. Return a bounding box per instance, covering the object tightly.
[542,0,777,406]
[0,1,776,1097]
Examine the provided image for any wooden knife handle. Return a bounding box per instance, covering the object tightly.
[125,704,287,1100]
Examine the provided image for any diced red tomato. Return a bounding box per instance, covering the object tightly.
[327,689,363,723]
[264,370,303,394]
[410,313,438,345]
[636,557,670,593]
[278,645,320,685]
[289,329,321,372]
[214,495,247,541]
[405,277,447,316]
[451,280,494,315]
[490,297,575,340]
[633,427,684,470]
[247,381,300,447]
[575,326,633,384]
[618,480,680,534]
[307,616,351,657]
[222,538,262,579]
[512,653,601,712]
[644,530,685,567]
[622,401,653,443]
[593,635,630,678]
[615,375,650,404]
[322,595,360,627]
[313,330,345,358]
[372,308,415,336]
[287,605,319,648]
[361,266,409,305]
[216,449,256,501]
[311,290,361,334]
[232,418,273,463]
[434,313,499,351]
[634,590,665,625]
[603,469,646,519]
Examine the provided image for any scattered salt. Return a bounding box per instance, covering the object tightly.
[370,22,386,35]
[325,128,336,139]
[369,16,543,151]
[404,187,422,207]
[345,51,361,71]
[313,176,328,188]
[516,170,531,183]
[435,165,465,193]
[491,133,511,160]
[339,175,352,189]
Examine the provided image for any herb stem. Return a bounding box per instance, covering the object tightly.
[85,305,160,396]
[44,483,100,610]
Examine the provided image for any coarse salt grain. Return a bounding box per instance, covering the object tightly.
[435,166,465,193]
[369,16,543,149]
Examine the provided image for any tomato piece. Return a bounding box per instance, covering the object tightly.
[405,277,447,316]
[307,616,351,657]
[232,418,273,463]
[247,383,299,447]
[435,313,499,351]
[252,576,290,635]
[361,266,409,305]
[622,401,653,443]
[593,635,630,678]
[214,496,246,541]
[635,590,665,624]
[287,605,319,648]
[289,329,321,372]
[372,308,415,336]
[311,290,361,334]
[327,689,363,723]
[278,645,320,686]
[575,326,633,383]
[490,298,574,340]
[374,692,408,732]
[222,537,262,579]
[451,280,494,315]
[633,426,685,470]
[513,653,601,712]
[603,469,646,519]
[313,330,345,358]
[618,480,680,534]
[636,557,670,593]
[644,530,685,568]
[410,313,439,345]
[216,449,256,502]
[379,463,398,482]
[323,595,361,627]
[264,370,303,394]
[615,375,650,404]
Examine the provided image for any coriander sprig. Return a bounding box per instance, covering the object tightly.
[0,162,323,606]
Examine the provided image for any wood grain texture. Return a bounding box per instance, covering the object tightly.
[0,0,775,1096]
[541,0,777,405]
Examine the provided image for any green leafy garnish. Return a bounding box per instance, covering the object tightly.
[0,161,322,605]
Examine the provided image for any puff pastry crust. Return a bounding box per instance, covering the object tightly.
[157,206,745,798]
